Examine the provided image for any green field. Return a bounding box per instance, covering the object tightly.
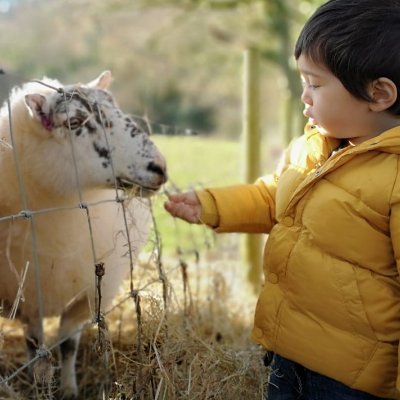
[149,135,241,253]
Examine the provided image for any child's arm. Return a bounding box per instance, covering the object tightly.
[164,179,277,234]
[164,125,318,233]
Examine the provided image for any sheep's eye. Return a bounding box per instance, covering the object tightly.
[66,117,81,130]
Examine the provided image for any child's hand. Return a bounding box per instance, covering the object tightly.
[164,191,201,224]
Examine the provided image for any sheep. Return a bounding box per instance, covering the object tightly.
[0,71,167,399]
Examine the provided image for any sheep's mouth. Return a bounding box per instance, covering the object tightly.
[115,177,160,197]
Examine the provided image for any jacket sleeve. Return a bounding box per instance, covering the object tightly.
[195,140,296,234]
[196,176,278,234]
[390,158,400,395]
[196,135,307,233]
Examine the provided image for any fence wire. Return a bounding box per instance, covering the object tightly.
[0,75,144,389]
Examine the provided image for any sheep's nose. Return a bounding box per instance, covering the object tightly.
[147,161,168,184]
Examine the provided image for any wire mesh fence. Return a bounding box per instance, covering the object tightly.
[0,70,266,399]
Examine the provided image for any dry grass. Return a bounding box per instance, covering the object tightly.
[0,240,267,399]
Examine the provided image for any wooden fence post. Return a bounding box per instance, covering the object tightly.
[242,47,262,292]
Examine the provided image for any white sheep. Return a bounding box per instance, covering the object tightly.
[0,71,167,399]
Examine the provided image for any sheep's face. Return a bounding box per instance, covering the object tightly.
[23,71,167,196]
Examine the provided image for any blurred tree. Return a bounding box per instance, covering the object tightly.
[131,0,325,142]
[142,83,216,134]
[259,0,324,142]
[206,0,325,142]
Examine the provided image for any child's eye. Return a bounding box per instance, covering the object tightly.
[303,82,319,90]
[300,80,319,90]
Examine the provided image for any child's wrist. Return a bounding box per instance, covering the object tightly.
[195,190,219,227]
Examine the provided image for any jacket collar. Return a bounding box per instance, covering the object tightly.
[304,123,341,165]
[304,123,400,164]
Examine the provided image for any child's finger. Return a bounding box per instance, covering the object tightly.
[166,192,188,203]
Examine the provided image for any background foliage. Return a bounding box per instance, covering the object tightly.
[0,0,324,141]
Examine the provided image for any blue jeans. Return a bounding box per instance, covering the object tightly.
[266,354,391,400]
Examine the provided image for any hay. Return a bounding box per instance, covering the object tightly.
[0,245,268,399]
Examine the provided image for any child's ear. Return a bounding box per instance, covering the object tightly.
[368,77,397,112]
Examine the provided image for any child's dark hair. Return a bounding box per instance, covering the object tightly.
[295,0,400,115]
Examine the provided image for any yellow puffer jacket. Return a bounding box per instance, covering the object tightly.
[197,123,400,399]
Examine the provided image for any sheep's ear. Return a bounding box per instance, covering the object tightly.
[86,70,112,90]
[24,94,53,131]
[25,93,46,115]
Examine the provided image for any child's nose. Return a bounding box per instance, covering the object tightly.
[301,88,312,106]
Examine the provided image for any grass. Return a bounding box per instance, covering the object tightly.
[152,135,241,189]
[0,235,266,400]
